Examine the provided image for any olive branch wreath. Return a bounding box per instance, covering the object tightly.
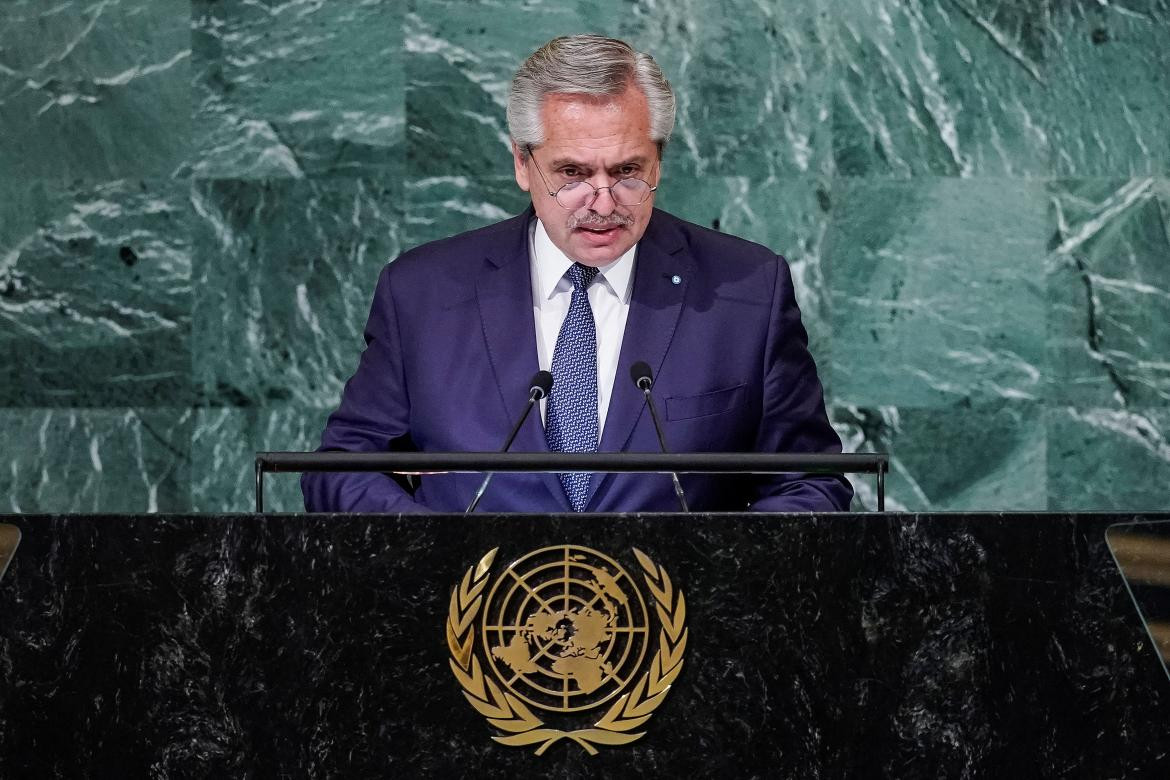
[446,547,688,756]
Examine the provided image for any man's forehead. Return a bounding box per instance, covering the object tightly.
[534,86,657,165]
[544,151,654,168]
[540,87,651,128]
[542,89,637,114]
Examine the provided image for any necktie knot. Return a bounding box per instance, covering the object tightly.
[568,263,600,291]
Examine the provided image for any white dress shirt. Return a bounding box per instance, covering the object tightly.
[529,218,636,434]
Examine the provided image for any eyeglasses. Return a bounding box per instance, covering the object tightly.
[526,145,658,211]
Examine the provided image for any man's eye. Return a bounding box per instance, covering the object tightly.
[618,166,638,177]
[560,168,583,178]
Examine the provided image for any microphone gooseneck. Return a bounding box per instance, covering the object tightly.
[466,370,553,513]
[629,361,689,512]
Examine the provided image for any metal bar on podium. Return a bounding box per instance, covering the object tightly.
[254,451,889,513]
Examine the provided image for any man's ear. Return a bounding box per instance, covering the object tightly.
[512,142,531,192]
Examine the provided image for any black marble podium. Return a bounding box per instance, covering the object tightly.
[1,513,1167,778]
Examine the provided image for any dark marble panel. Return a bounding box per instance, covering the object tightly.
[405,0,831,183]
[0,513,1167,776]
[824,178,1047,408]
[192,0,403,179]
[828,0,1170,177]
[833,401,1046,511]
[191,177,402,408]
[191,406,328,513]
[0,0,190,183]
[0,178,191,406]
[0,410,190,513]
[1048,406,1170,511]
[1046,178,1170,408]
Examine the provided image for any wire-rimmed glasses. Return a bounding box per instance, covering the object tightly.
[526,145,658,211]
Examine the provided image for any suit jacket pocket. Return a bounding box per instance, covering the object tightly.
[665,383,748,421]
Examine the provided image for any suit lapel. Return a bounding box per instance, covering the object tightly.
[476,207,571,511]
[587,210,694,509]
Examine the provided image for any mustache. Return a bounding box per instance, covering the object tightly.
[568,211,635,230]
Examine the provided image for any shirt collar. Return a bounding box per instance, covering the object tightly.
[532,218,637,304]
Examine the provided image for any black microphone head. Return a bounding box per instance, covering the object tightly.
[630,361,653,390]
[530,370,554,399]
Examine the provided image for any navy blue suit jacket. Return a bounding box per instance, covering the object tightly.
[302,206,852,513]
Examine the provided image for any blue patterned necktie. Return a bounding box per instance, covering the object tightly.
[546,262,601,511]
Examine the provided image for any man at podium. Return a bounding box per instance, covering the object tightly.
[302,35,851,514]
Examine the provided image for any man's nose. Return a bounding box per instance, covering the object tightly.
[588,184,617,216]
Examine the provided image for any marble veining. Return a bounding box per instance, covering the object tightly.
[0,0,191,182]
[192,0,404,179]
[0,409,190,513]
[0,1,1167,513]
[829,0,1170,177]
[0,179,192,406]
[191,177,401,409]
[0,512,1167,776]
[825,178,1048,408]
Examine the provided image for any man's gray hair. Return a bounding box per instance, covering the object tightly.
[507,35,676,159]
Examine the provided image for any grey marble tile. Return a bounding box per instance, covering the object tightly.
[1046,178,1170,408]
[0,0,191,183]
[834,401,1046,511]
[824,178,1047,408]
[191,406,327,513]
[0,178,192,406]
[0,408,191,513]
[1047,406,1170,510]
[191,0,403,179]
[191,177,402,408]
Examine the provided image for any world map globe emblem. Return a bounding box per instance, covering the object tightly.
[481,545,651,713]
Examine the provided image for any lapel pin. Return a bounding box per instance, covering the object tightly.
[670,275,682,285]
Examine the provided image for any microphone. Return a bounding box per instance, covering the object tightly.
[466,370,553,513]
[629,361,689,512]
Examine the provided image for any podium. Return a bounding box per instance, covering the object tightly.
[1,511,1168,776]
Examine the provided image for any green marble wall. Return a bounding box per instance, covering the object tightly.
[1,0,1167,512]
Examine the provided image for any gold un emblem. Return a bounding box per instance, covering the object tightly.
[446,545,688,755]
